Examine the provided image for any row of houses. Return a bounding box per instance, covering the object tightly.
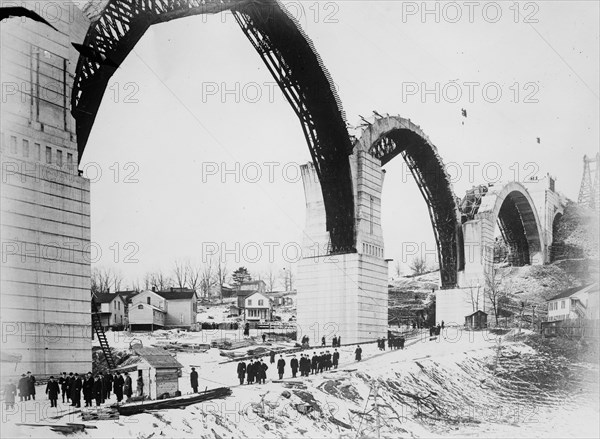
[93,282,298,329]
[228,280,296,321]
[93,288,198,330]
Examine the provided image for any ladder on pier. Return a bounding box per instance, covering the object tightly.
[91,300,116,369]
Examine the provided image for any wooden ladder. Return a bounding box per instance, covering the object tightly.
[91,300,116,370]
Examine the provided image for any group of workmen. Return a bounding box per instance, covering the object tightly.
[236,358,269,384]
[234,348,341,385]
[3,370,134,410]
[2,372,37,408]
[377,335,406,350]
[55,370,133,407]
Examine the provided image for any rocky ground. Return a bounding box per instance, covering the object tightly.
[4,328,598,438]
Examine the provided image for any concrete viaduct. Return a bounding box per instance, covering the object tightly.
[0,0,566,378]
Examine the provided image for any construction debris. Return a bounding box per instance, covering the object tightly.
[152,341,210,353]
[81,407,119,421]
[116,387,232,416]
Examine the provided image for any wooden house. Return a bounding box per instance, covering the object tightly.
[465,310,488,329]
[115,347,183,400]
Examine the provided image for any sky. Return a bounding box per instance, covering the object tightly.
[78,1,600,288]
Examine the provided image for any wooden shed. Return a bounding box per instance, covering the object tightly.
[115,347,183,400]
[465,310,488,329]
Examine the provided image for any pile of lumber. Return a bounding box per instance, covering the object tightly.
[152,341,210,353]
[211,338,254,350]
[81,407,119,421]
[116,387,232,416]
[16,423,97,435]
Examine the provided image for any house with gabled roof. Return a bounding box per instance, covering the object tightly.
[242,291,273,322]
[92,292,127,329]
[156,288,198,328]
[547,283,599,322]
[113,347,183,400]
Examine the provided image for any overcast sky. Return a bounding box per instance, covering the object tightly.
[79,1,599,287]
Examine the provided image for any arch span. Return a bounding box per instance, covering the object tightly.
[354,115,463,288]
[71,0,355,253]
[476,181,545,265]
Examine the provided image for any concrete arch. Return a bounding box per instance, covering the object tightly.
[71,0,355,253]
[354,115,462,288]
[476,181,545,265]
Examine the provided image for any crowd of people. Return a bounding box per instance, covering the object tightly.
[377,335,406,350]
[429,321,445,337]
[3,370,137,410]
[233,348,342,385]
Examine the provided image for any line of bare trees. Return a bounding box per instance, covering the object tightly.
[91,261,297,298]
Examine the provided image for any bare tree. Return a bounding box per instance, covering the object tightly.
[200,259,217,299]
[409,256,428,276]
[173,260,187,289]
[146,271,172,291]
[468,280,481,313]
[91,267,123,295]
[264,265,278,292]
[215,259,228,302]
[484,264,510,326]
[186,261,201,292]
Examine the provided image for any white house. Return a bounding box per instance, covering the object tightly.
[93,293,127,328]
[156,288,198,328]
[129,290,167,329]
[547,283,599,322]
[243,292,273,322]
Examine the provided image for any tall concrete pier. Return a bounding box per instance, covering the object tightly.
[296,148,388,345]
[0,1,92,378]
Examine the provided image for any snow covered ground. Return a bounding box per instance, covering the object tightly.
[3,328,598,438]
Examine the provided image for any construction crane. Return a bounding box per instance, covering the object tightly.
[578,153,600,214]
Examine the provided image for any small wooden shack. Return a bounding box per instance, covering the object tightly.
[115,347,183,400]
[465,310,488,329]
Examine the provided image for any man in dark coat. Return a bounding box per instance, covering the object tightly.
[67,372,75,401]
[332,349,339,369]
[237,361,246,385]
[355,345,362,361]
[311,352,318,374]
[321,336,326,347]
[26,371,36,400]
[190,367,199,393]
[318,352,324,373]
[290,355,299,378]
[45,376,59,407]
[70,374,82,407]
[103,372,113,402]
[83,373,94,407]
[269,350,275,364]
[246,360,254,384]
[17,374,28,401]
[259,359,268,384]
[59,372,69,403]
[4,379,16,409]
[113,371,124,402]
[124,372,133,399]
[244,322,250,337]
[277,355,285,379]
[399,335,405,349]
[262,333,266,343]
[93,375,103,406]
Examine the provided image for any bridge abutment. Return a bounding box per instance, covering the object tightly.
[297,149,388,345]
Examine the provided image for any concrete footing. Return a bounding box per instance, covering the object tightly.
[296,253,388,345]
